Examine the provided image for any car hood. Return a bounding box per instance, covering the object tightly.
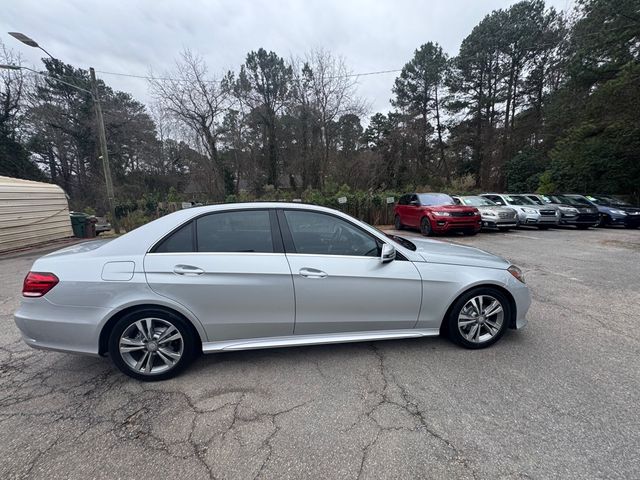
[475,206,515,214]
[409,238,510,269]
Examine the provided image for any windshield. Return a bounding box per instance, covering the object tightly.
[504,195,536,206]
[460,196,496,206]
[526,196,545,205]
[586,195,630,207]
[566,195,594,206]
[417,193,455,206]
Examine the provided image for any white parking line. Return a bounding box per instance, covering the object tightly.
[509,234,542,240]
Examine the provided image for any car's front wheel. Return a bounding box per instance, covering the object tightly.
[108,309,198,381]
[420,217,432,236]
[446,288,511,349]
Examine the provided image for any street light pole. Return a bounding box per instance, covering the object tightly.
[89,67,119,233]
[7,32,121,233]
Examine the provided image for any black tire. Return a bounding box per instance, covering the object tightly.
[446,287,512,349]
[394,215,404,230]
[464,229,478,236]
[625,224,639,229]
[598,215,610,227]
[575,224,590,230]
[537,225,549,230]
[108,308,198,381]
[420,217,432,236]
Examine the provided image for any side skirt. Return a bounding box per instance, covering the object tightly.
[201,328,440,353]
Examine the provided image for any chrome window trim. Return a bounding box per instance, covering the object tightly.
[146,251,286,257]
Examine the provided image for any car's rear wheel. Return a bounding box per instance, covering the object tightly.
[108,309,198,381]
[394,215,404,230]
[446,287,511,349]
[420,217,432,236]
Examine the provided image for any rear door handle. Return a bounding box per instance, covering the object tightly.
[299,267,328,279]
[173,265,204,276]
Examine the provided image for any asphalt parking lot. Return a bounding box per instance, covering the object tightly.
[1,226,639,479]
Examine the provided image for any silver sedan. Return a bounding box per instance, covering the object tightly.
[15,203,530,380]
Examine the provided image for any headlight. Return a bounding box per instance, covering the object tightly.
[609,209,627,216]
[432,211,450,217]
[508,265,525,284]
[522,208,537,214]
[560,207,579,214]
[484,211,497,217]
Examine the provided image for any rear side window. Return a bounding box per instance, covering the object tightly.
[154,221,195,253]
[398,195,408,205]
[196,210,273,253]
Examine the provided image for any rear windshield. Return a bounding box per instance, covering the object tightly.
[417,193,454,206]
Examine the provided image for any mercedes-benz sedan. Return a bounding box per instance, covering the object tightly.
[15,203,530,381]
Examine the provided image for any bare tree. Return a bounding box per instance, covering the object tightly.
[301,49,368,188]
[0,40,26,138]
[149,50,230,199]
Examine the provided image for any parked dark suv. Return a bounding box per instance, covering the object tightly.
[394,193,481,236]
[583,195,640,229]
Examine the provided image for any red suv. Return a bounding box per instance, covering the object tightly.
[394,193,481,236]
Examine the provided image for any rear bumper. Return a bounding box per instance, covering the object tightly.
[14,299,105,356]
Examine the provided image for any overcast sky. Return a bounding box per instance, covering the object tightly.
[3,0,574,115]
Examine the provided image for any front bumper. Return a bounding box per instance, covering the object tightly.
[481,216,518,229]
[14,298,105,356]
[430,216,482,233]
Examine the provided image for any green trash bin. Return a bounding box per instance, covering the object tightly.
[69,212,88,238]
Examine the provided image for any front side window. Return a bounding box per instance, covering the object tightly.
[197,210,273,253]
[284,210,380,257]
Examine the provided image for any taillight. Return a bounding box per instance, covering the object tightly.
[23,272,59,297]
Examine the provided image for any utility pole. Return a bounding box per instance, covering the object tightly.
[89,67,120,233]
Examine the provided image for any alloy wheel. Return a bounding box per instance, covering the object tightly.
[457,295,504,344]
[119,318,184,375]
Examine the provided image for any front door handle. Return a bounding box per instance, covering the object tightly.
[299,267,328,279]
[173,265,204,276]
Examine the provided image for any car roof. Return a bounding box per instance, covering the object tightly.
[95,202,385,256]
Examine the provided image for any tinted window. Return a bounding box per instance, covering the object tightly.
[284,210,379,257]
[197,210,273,253]
[526,195,544,205]
[398,195,409,205]
[417,193,454,206]
[154,221,195,253]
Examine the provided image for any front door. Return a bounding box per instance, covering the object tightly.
[144,209,295,341]
[279,209,422,335]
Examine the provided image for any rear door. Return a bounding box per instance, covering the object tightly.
[144,209,295,342]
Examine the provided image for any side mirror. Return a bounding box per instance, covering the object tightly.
[381,244,396,263]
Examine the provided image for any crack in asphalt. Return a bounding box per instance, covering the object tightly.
[351,344,478,480]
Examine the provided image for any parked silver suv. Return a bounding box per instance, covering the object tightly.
[452,195,518,231]
[480,194,560,229]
